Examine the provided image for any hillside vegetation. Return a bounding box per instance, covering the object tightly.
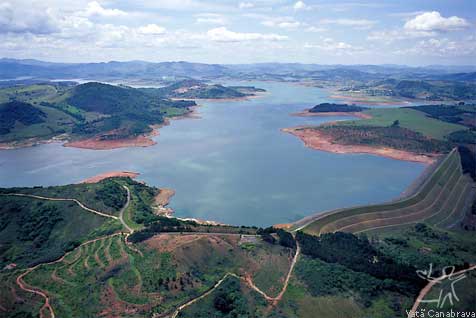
[0,82,197,145]
[0,179,132,268]
[342,79,476,101]
[309,103,368,113]
[155,79,265,99]
[0,101,46,135]
[339,107,466,140]
[317,125,451,154]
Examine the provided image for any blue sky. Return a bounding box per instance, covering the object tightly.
[0,0,475,65]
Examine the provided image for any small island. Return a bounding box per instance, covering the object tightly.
[293,103,371,119]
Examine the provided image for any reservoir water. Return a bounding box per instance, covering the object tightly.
[0,82,425,226]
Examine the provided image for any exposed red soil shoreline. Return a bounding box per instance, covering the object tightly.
[64,106,200,150]
[154,188,175,206]
[80,171,140,184]
[292,110,373,119]
[63,129,159,150]
[282,127,438,164]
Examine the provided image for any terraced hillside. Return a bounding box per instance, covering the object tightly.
[298,148,475,236]
[13,232,294,318]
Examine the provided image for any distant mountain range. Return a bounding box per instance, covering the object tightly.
[1,58,476,82]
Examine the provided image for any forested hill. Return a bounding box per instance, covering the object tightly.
[67,82,161,114]
[0,101,46,135]
[155,79,265,99]
[0,82,197,145]
[309,103,368,113]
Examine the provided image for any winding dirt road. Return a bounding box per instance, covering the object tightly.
[8,185,300,318]
[7,185,132,318]
[0,193,119,220]
[170,241,300,317]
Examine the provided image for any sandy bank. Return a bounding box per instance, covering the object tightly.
[64,130,159,150]
[153,188,176,216]
[273,223,292,229]
[154,188,175,206]
[282,127,437,164]
[292,110,372,119]
[64,106,201,150]
[0,134,68,150]
[80,171,140,183]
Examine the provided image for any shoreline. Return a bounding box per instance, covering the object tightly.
[0,134,68,150]
[0,106,201,151]
[63,129,159,150]
[282,127,438,164]
[80,171,140,183]
[63,106,201,150]
[171,91,268,103]
[153,188,176,217]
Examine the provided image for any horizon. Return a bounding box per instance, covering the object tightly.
[1,1,475,65]
[2,57,476,68]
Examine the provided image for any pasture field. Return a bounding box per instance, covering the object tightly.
[340,108,466,140]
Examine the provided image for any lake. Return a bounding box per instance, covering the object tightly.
[0,81,425,226]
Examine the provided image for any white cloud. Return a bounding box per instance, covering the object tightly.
[396,37,476,57]
[293,1,307,10]
[137,24,166,35]
[0,2,58,34]
[195,13,227,25]
[304,37,363,55]
[320,18,376,29]
[367,29,436,43]
[261,17,301,29]
[84,1,127,17]
[206,27,287,42]
[404,11,469,32]
[238,2,254,9]
[305,26,326,33]
[305,39,351,50]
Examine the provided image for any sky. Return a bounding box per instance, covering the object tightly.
[0,0,475,65]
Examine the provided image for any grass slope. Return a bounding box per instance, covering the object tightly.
[0,82,196,144]
[340,108,465,140]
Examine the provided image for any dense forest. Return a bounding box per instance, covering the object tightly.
[309,103,367,113]
[0,101,46,134]
[410,104,476,127]
[317,125,452,153]
[0,82,197,143]
[296,231,425,295]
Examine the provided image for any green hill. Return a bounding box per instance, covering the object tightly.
[0,101,46,135]
[0,179,128,268]
[0,82,197,145]
[156,79,264,99]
